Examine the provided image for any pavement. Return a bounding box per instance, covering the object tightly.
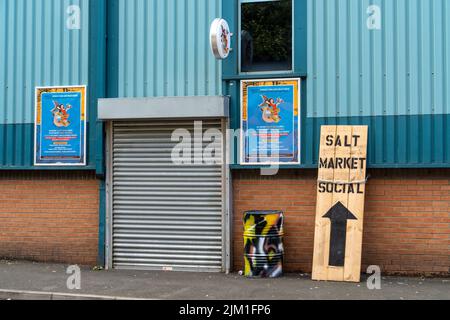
[0,260,448,300]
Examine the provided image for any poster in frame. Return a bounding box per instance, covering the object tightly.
[34,85,87,166]
[240,78,301,165]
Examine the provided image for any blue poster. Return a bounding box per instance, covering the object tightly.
[241,79,300,165]
[35,86,87,166]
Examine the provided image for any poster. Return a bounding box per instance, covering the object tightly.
[35,86,87,166]
[241,78,300,165]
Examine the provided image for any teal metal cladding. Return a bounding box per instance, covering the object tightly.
[223,0,449,168]
[306,0,450,167]
[116,0,222,98]
[0,0,106,169]
[2,0,449,168]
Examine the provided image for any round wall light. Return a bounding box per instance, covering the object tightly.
[210,18,233,60]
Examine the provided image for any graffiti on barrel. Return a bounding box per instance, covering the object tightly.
[243,211,284,278]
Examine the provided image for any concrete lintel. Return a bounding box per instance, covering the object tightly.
[98,96,229,120]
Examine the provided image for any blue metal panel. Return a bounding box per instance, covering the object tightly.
[308,0,450,118]
[117,0,222,98]
[224,0,449,168]
[306,0,450,167]
[0,0,107,169]
[0,0,90,125]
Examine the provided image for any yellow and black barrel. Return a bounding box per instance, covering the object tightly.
[243,210,284,278]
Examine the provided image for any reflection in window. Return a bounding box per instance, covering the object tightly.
[241,0,293,73]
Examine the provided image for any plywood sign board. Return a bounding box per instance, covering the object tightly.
[312,126,368,282]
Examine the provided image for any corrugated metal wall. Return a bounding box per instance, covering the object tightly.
[306,0,450,166]
[117,0,222,98]
[0,0,90,167]
[2,0,448,168]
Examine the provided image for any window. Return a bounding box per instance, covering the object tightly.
[240,0,293,73]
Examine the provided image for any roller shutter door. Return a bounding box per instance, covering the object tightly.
[111,120,225,272]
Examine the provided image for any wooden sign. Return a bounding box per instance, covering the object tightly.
[312,126,368,282]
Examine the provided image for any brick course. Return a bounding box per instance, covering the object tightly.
[0,171,99,266]
[233,169,450,276]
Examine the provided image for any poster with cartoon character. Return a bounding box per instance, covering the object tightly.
[241,79,300,165]
[34,86,86,166]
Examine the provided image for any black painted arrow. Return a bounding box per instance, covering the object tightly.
[323,202,358,267]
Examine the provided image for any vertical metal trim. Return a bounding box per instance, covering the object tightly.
[89,0,107,267]
[107,0,119,99]
[295,0,308,74]
[105,120,114,269]
[89,0,107,175]
[221,118,228,273]
[221,0,238,78]
[224,117,233,274]
[102,0,119,266]
[97,179,106,266]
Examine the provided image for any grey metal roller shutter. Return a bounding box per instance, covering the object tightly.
[111,120,225,272]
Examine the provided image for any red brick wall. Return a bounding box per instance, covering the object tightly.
[0,171,99,266]
[233,169,450,276]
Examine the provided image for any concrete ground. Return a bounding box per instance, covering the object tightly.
[0,260,448,300]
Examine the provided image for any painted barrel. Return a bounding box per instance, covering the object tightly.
[243,211,284,278]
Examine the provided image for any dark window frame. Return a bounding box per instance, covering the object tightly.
[238,0,295,75]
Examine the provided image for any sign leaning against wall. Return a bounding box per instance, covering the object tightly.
[34,86,87,166]
[312,126,368,282]
[241,78,301,165]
